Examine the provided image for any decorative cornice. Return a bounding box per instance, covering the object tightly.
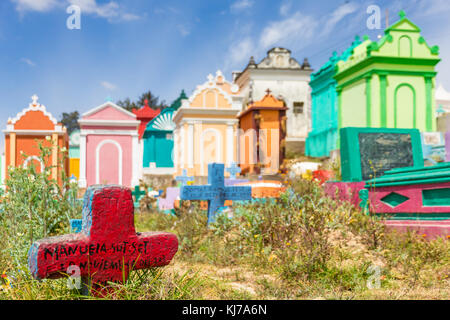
[8,94,58,126]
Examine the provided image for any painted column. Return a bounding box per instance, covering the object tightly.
[379,74,387,127]
[131,133,139,187]
[336,88,342,149]
[365,75,372,127]
[187,122,194,169]
[9,133,16,167]
[79,132,87,188]
[226,122,234,167]
[425,76,433,131]
[180,124,185,171]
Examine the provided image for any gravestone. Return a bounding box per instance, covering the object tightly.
[226,162,241,179]
[132,185,147,208]
[175,169,194,187]
[340,127,424,182]
[28,185,178,296]
[180,163,252,224]
[421,132,445,164]
[158,187,180,211]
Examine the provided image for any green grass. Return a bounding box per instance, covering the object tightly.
[1,177,449,300]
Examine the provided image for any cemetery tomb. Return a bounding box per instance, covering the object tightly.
[233,47,313,154]
[306,36,362,158]
[69,130,81,180]
[78,100,141,188]
[340,127,424,182]
[307,11,440,157]
[3,95,69,183]
[142,93,186,175]
[237,90,287,175]
[361,164,450,239]
[421,132,446,165]
[326,127,424,210]
[173,71,243,177]
[28,185,178,296]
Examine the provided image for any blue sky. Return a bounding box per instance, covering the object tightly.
[1,0,450,147]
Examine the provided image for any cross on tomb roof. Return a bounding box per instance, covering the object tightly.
[31,94,39,105]
[28,185,178,296]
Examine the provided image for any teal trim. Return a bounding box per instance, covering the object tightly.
[381,192,409,207]
[394,83,416,128]
[366,163,450,188]
[376,213,450,221]
[422,188,450,207]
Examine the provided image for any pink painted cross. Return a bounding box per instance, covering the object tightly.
[28,185,178,296]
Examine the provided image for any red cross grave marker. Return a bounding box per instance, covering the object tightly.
[27,185,178,296]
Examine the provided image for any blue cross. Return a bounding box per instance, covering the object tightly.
[226,162,241,179]
[180,163,252,224]
[176,169,194,186]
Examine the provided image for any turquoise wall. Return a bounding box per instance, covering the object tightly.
[143,131,174,168]
[306,36,362,157]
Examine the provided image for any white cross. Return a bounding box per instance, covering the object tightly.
[31,94,39,105]
[207,74,214,83]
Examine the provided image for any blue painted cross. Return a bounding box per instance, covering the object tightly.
[176,169,194,186]
[226,162,241,179]
[180,163,252,224]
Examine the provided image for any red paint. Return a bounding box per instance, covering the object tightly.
[312,170,334,184]
[29,186,178,296]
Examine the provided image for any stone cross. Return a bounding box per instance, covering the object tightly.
[175,169,194,186]
[226,162,241,179]
[180,163,252,224]
[132,185,147,207]
[28,185,178,296]
[31,94,39,105]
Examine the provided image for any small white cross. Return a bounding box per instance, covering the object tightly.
[207,74,214,83]
[31,94,39,105]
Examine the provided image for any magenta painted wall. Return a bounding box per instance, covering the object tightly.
[384,220,450,240]
[369,182,450,214]
[86,135,133,187]
[324,181,366,208]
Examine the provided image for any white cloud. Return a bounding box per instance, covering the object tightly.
[321,2,359,36]
[259,12,318,49]
[20,58,36,66]
[279,2,291,16]
[231,0,254,12]
[101,81,117,91]
[12,0,60,12]
[178,25,190,37]
[12,0,140,22]
[225,37,254,70]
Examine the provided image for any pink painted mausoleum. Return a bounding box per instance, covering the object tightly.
[78,101,140,188]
